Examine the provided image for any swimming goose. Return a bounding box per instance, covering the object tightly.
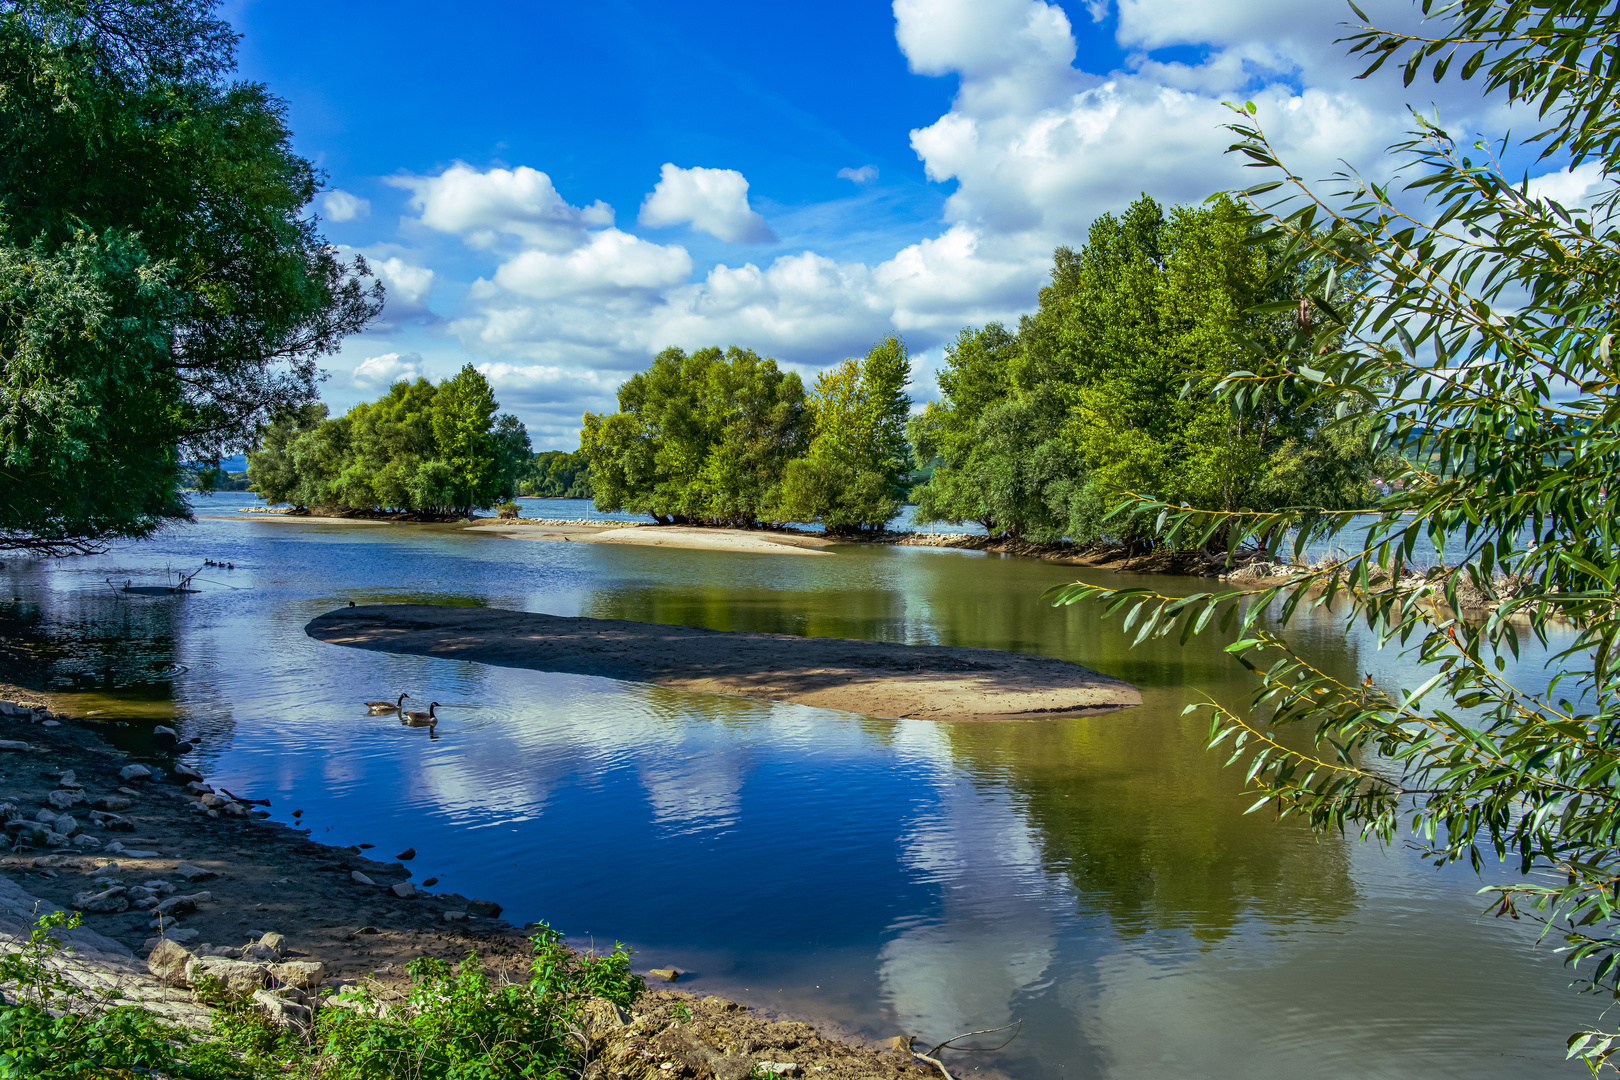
[365,693,409,713]
[401,701,440,725]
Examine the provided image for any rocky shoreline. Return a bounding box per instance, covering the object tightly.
[0,685,991,1079]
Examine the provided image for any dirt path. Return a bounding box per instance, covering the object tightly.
[305,604,1141,722]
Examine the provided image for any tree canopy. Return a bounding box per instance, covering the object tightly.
[580,345,809,526]
[0,0,380,554]
[910,194,1391,545]
[247,367,524,518]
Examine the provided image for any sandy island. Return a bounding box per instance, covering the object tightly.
[306,604,1140,722]
[473,521,837,555]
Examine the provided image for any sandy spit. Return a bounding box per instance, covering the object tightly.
[474,521,837,555]
[306,604,1141,722]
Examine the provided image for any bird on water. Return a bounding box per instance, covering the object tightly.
[364,693,409,713]
[401,701,440,725]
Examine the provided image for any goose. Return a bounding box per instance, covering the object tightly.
[364,693,409,714]
[401,701,440,725]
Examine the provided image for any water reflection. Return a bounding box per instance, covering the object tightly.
[0,494,1606,1077]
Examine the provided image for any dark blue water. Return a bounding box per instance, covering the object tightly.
[0,491,1600,1077]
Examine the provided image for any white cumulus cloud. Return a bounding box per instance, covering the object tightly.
[352,351,426,389]
[389,163,614,250]
[321,189,371,222]
[492,229,693,298]
[639,163,777,244]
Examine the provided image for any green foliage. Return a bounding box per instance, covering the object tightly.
[523,451,591,499]
[910,195,1390,546]
[1051,0,1620,1070]
[772,334,912,534]
[246,374,522,517]
[581,345,809,525]
[0,0,380,555]
[317,923,642,1080]
[0,912,645,1080]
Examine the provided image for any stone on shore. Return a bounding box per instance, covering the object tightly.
[252,986,312,1030]
[119,764,152,782]
[186,955,272,994]
[147,938,195,986]
[351,871,376,886]
[57,769,80,788]
[94,795,133,811]
[390,882,416,899]
[172,763,204,782]
[72,885,130,913]
[152,726,179,750]
[649,967,681,982]
[396,847,416,860]
[174,862,216,882]
[0,739,33,752]
[47,788,87,809]
[269,959,325,990]
[467,898,502,918]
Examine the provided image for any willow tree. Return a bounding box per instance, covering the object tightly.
[0,0,380,555]
[1051,1,1620,1068]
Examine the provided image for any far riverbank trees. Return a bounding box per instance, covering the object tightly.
[247,365,531,517]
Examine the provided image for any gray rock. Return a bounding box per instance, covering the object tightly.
[441,910,469,922]
[269,959,325,990]
[0,701,14,715]
[56,769,80,788]
[42,831,70,847]
[0,740,32,752]
[390,882,417,899]
[70,834,101,850]
[119,765,152,782]
[143,880,176,895]
[147,938,195,986]
[47,789,86,810]
[221,801,248,817]
[152,894,199,918]
[71,885,130,913]
[117,849,161,859]
[259,931,287,956]
[94,795,133,811]
[34,808,56,823]
[199,793,226,808]
[171,763,204,782]
[242,941,279,962]
[466,898,503,918]
[186,955,272,995]
[351,871,376,887]
[184,782,212,795]
[52,815,79,836]
[174,863,215,882]
[152,726,179,750]
[88,811,134,832]
[40,720,60,728]
[252,986,311,1031]
[396,847,416,860]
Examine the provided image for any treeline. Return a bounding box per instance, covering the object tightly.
[247,365,532,516]
[582,193,1392,541]
[580,339,910,533]
[909,193,1391,543]
[523,451,591,499]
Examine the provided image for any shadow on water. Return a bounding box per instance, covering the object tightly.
[0,495,1605,1078]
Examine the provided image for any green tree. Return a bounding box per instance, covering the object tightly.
[0,0,380,555]
[773,334,912,534]
[581,345,807,524]
[1052,1,1620,1069]
[432,364,500,516]
[492,414,533,501]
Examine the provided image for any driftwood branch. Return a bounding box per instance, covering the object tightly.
[911,1020,1023,1080]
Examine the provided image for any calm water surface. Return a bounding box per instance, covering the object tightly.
[0,493,1600,1077]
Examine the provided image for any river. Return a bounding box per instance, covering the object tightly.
[0,492,1599,1077]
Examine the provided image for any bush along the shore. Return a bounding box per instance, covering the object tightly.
[246,366,534,519]
[0,912,643,1080]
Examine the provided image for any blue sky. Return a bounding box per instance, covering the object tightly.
[222,0,1591,448]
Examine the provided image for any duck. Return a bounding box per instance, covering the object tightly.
[401,701,440,725]
[364,693,409,714]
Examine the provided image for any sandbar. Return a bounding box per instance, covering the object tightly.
[474,521,835,555]
[306,603,1140,722]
